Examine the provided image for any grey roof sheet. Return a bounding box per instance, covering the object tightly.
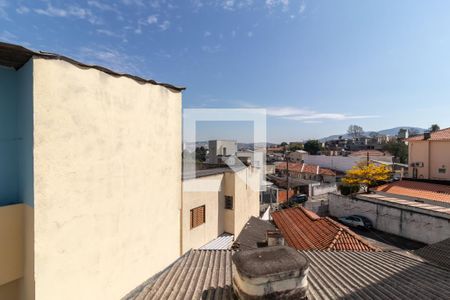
[199,233,234,250]
[233,217,276,251]
[123,250,234,300]
[0,42,184,91]
[414,238,450,270]
[302,250,450,300]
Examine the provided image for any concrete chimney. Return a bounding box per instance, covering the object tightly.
[232,246,309,300]
[266,229,285,246]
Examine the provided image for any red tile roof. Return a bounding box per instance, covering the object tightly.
[275,162,336,176]
[408,127,450,141]
[272,207,378,251]
[374,180,450,203]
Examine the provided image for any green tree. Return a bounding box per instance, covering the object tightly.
[195,146,207,162]
[429,124,440,132]
[280,142,288,146]
[383,141,408,163]
[303,140,321,155]
[288,142,303,151]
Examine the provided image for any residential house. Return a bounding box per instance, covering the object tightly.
[407,127,450,180]
[207,140,238,164]
[272,207,378,251]
[275,162,337,183]
[288,150,308,163]
[182,166,260,253]
[0,42,183,300]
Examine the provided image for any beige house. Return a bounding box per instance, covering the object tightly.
[182,167,260,253]
[0,43,183,300]
[408,128,450,180]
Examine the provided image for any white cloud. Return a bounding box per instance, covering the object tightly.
[222,0,235,10]
[242,105,379,122]
[16,6,30,14]
[159,20,170,31]
[204,31,211,37]
[299,1,306,14]
[265,0,289,10]
[147,14,158,24]
[34,4,101,24]
[0,30,17,42]
[0,0,10,20]
[201,44,222,53]
[247,31,253,37]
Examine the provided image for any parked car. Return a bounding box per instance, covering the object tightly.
[338,215,373,229]
[290,194,308,204]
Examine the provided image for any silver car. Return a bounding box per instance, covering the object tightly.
[338,215,373,229]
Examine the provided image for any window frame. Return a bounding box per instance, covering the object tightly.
[190,205,206,229]
[225,195,234,210]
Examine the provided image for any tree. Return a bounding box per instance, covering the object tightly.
[195,146,207,162]
[288,142,303,152]
[429,124,440,132]
[347,125,364,139]
[303,140,321,155]
[408,128,420,137]
[280,142,288,147]
[342,163,391,193]
[383,141,408,163]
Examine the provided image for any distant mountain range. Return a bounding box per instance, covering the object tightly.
[319,127,426,142]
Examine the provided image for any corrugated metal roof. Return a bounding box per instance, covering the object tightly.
[0,42,185,92]
[414,238,450,270]
[124,249,450,300]
[303,250,450,300]
[272,207,378,251]
[123,250,234,300]
[199,233,234,250]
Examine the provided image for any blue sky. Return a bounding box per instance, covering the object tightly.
[1,0,450,143]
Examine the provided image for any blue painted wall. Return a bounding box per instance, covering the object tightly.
[0,61,33,207]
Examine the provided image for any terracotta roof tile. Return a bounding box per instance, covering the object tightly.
[374,180,450,203]
[275,162,336,176]
[272,207,377,251]
[408,127,450,141]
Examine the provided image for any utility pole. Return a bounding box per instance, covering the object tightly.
[286,151,290,203]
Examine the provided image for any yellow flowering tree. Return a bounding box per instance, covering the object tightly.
[342,163,391,193]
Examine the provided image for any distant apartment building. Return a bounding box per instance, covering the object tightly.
[182,166,260,253]
[408,128,450,180]
[207,140,238,163]
[0,43,183,300]
[275,162,337,183]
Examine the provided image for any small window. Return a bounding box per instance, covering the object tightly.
[225,196,233,210]
[438,168,446,174]
[190,205,205,229]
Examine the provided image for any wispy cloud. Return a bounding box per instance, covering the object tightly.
[0,0,10,20]
[238,105,379,123]
[204,30,211,37]
[299,0,306,14]
[265,0,290,11]
[201,44,222,53]
[34,3,101,24]
[147,14,158,24]
[159,20,170,31]
[16,5,30,15]
[76,46,145,75]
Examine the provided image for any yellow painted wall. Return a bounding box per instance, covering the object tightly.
[181,174,224,253]
[32,58,182,300]
[0,204,24,287]
[181,167,260,252]
[429,141,450,180]
[409,141,429,179]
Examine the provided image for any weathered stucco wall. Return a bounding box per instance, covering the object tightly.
[182,174,225,253]
[409,141,429,178]
[429,141,450,180]
[32,58,182,300]
[329,193,450,244]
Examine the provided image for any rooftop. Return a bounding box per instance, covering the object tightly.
[0,42,184,92]
[408,127,450,141]
[349,150,388,157]
[199,233,234,250]
[414,237,450,270]
[232,216,277,251]
[125,248,450,300]
[275,162,336,176]
[272,207,378,251]
[373,180,450,204]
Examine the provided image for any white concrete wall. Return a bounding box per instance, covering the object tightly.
[303,155,362,172]
[329,193,450,244]
[311,183,337,196]
[32,58,182,300]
